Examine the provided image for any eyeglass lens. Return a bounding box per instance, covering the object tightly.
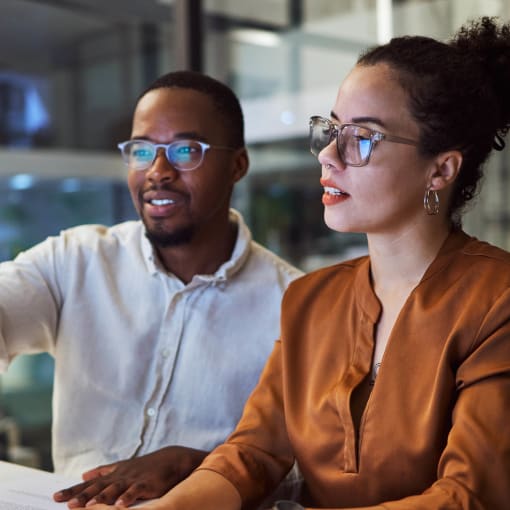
[339,126,372,165]
[120,140,205,171]
[310,118,373,166]
[309,119,334,157]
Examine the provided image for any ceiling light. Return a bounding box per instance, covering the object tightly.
[230,29,281,47]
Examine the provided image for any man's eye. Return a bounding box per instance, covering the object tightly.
[175,145,198,154]
[133,149,152,157]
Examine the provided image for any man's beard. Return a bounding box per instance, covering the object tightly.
[144,221,195,247]
[138,187,195,247]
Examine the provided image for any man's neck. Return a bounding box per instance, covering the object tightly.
[155,220,238,284]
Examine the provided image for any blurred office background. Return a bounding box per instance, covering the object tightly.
[0,0,509,470]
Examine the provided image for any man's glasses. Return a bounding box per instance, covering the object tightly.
[117,139,236,172]
[309,115,419,167]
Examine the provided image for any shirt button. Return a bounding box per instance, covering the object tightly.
[161,349,170,358]
[147,407,156,417]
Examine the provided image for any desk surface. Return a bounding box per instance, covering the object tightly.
[0,461,152,509]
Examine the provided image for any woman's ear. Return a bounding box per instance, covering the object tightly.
[427,150,463,191]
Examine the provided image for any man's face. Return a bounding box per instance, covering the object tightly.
[127,88,246,247]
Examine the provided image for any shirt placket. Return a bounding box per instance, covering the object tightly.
[139,282,188,450]
[335,313,375,473]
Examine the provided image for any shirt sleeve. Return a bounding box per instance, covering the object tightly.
[196,340,295,509]
[0,237,62,369]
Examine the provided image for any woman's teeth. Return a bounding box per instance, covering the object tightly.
[324,186,345,196]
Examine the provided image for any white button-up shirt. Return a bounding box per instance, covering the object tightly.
[0,209,302,476]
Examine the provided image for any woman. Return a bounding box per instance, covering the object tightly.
[86,16,510,510]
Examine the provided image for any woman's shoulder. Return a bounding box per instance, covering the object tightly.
[431,231,510,297]
[461,235,510,265]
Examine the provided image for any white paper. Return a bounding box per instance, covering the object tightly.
[0,461,76,510]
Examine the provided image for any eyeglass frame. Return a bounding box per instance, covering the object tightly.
[309,115,419,167]
[117,139,237,172]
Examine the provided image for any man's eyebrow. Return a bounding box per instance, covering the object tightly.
[330,111,388,129]
[174,131,205,140]
[130,132,206,141]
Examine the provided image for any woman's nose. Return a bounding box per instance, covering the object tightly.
[318,140,341,172]
[317,143,338,170]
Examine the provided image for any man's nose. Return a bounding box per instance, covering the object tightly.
[146,148,179,181]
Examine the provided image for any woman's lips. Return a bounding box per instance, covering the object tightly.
[320,180,349,206]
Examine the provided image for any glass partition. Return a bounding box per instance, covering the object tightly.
[1,0,509,469]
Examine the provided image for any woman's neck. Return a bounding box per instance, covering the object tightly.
[367,221,452,295]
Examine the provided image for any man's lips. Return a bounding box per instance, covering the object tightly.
[149,197,175,206]
[140,189,187,216]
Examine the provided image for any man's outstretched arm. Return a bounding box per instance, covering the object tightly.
[53,445,209,508]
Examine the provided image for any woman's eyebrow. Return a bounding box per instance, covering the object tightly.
[351,116,388,129]
[331,110,388,129]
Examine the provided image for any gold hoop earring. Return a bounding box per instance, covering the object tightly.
[423,188,439,215]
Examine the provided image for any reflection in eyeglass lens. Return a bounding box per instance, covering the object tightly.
[131,144,155,167]
[168,142,198,166]
[339,126,372,165]
[310,120,333,156]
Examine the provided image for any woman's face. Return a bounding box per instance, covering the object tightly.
[318,63,433,237]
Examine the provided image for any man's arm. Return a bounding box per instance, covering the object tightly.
[53,446,208,508]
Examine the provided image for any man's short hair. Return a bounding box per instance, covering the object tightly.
[140,70,245,148]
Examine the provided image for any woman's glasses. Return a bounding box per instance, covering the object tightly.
[118,139,236,171]
[309,115,418,167]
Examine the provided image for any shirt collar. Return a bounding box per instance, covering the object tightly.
[139,208,252,283]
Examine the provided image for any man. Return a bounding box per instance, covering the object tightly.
[0,71,302,506]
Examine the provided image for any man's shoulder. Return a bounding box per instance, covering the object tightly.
[57,221,142,247]
[20,221,146,267]
[248,240,304,284]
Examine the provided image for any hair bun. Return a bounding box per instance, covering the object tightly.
[451,17,510,137]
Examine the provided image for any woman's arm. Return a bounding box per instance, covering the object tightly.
[148,470,242,510]
[81,470,242,510]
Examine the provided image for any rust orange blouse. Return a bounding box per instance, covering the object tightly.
[198,230,510,509]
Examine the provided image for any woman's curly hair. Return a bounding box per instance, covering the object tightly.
[357,17,510,222]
